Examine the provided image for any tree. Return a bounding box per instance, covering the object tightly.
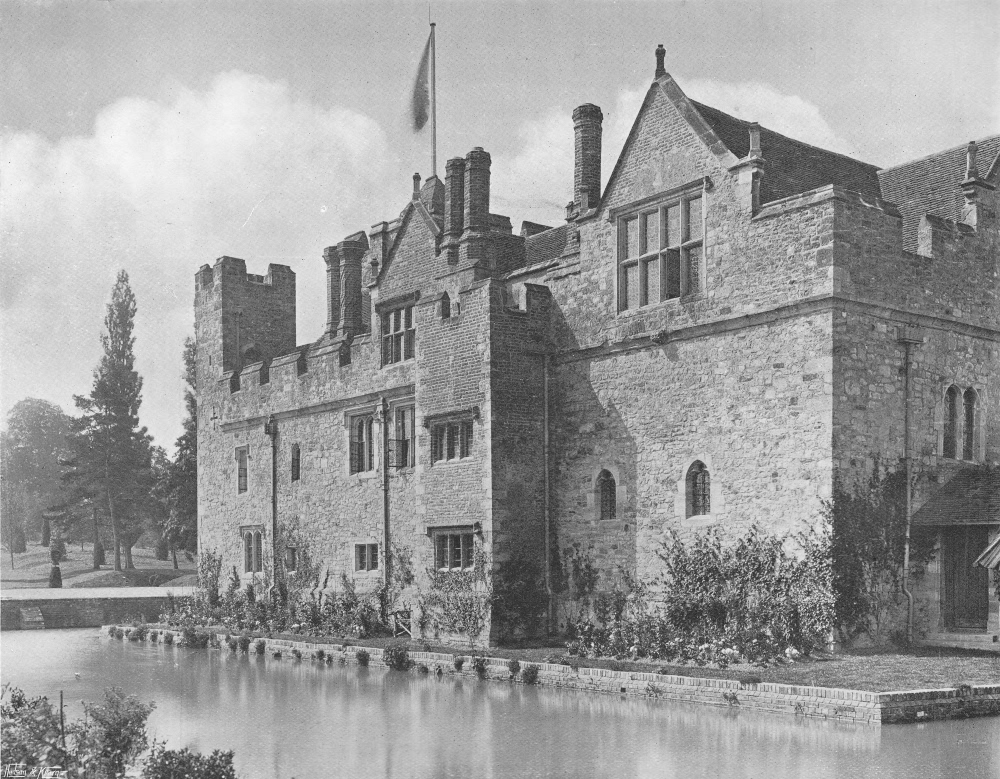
[70,271,153,571]
[154,337,198,568]
[1,399,72,547]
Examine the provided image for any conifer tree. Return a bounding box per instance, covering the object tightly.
[71,271,152,571]
[155,337,198,568]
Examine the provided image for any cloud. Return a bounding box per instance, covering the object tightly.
[492,78,850,229]
[1,71,397,449]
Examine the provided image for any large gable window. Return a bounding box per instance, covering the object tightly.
[381,305,415,365]
[618,192,703,311]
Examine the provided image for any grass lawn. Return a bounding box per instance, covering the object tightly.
[163,624,999,692]
[1,542,197,589]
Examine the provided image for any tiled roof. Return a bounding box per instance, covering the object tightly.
[877,136,1000,253]
[690,100,883,204]
[912,468,1000,526]
[524,224,568,267]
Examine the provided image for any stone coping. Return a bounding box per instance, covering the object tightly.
[2,587,197,601]
[104,626,1000,726]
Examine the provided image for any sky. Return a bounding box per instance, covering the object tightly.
[2,0,998,454]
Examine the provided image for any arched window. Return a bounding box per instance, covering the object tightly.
[944,385,960,459]
[291,444,301,482]
[253,531,263,573]
[686,461,711,517]
[441,292,451,320]
[244,532,253,573]
[597,470,616,521]
[963,388,978,460]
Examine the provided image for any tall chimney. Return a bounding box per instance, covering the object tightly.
[323,245,340,337]
[573,104,603,213]
[655,44,666,78]
[444,157,466,238]
[337,235,367,337]
[464,147,491,233]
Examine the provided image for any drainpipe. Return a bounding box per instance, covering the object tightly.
[898,329,923,644]
[380,397,392,612]
[265,415,279,598]
[542,355,554,634]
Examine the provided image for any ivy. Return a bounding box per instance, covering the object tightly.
[418,545,492,643]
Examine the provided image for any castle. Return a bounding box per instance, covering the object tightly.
[195,47,999,647]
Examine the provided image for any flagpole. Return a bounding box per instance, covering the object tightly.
[430,22,437,178]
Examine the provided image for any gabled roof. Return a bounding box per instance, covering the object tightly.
[912,468,1000,526]
[524,224,568,267]
[877,135,1000,253]
[690,100,883,204]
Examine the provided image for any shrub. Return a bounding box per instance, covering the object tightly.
[109,626,124,640]
[182,628,210,649]
[452,656,465,672]
[162,632,174,646]
[49,537,67,564]
[271,650,282,658]
[355,649,370,667]
[48,565,62,589]
[507,658,521,677]
[225,636,237,652]
[313,649,326,662]
[383,643,412,671]
[149,630,159,643]
[143,742,238,779]
[70,688,155,779]
[471,655,487,678]
[254,639,266,655]
[417,664,430,674]
[521,664,540,685]
[237,634,252,654]
[291,648,302,660]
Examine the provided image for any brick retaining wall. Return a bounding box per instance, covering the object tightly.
[107,626,1000,726]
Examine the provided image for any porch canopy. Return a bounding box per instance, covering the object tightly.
[911,468,1000,569]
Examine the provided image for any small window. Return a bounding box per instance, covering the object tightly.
[963,388,977,460]
[285,546,298,573]
[339,344,351,367]
[686,461,711,517]
[619,191,704,311]
[944,385,960,459]
[441,292,451,320]
[597,470,616,521]
[350,415,375,474]
[381,305,415,365]
[291,444,301,482]
[244,529,262,573]
[430,420,473,463]
[392,406,415,468]
[355,543,379,572]
[236,447,249,493]
[434,532,474,571]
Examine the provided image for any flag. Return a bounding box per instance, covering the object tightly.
[411,31,432,131]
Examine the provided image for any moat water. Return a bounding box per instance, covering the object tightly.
[2,630,998,778]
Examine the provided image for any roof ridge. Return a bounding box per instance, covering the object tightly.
[879,133,1000,174]
[689,99,881,172]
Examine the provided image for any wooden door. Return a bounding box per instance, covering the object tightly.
[942,525,990,630]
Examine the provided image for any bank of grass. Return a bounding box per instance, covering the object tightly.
[143,624,999,692]
[1,542,197,589]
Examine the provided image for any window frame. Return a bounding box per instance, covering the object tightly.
[241,526,263,574]
[290,443,301,482]
[686,461,711,518]
[597,469,617,521]
[433,531,475,572]
[349,414,376,474]
[235,446,249,494]
[381,304,415,366]
[943,385,960,460]
[963,387,978,461]
[617,188,704,312]
[390,405,416,468]
[430,419,473,464]
[354,542,379,573]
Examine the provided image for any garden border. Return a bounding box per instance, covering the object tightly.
[103,626,1000,726]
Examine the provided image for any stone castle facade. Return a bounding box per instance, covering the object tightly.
[195,49,1000,645]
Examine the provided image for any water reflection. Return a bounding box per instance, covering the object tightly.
[2,630,997,779]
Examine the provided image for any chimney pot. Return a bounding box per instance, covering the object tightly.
[412,172,421,199]
[966,141,979,180]
[749,123,762,157]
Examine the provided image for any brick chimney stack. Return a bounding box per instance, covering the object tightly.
[323,245,340,337]
[573,104,603,213]
[325,233,367,338]
[464,147,491,233]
